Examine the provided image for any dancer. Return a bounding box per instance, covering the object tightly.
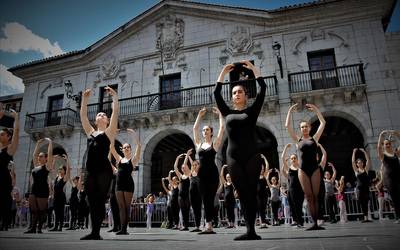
[281,144,304,228]
[352,148,372,222]
[49,154,71,231]
[214,60,266,240]
[266,169,281,226]
[67,175,80,230]
[110,129,141,235]
[165,171,180,229]
[220,165,236,228]
[173,152,192,231]
[193,106,224,234]
[324,162,337,223]
[285,103,326,230]
[79,86,119,240]
[187,151,202,232]
[280,184,290,225]
[161,177,173,229]
[77,175,89,229]
[377,130,400,223]
[335,176,347,223]
[257,154,269,229]
[24,138,53,234]
[0,109,19,231]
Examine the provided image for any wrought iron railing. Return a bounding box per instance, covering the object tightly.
[87,76,277,120]
[25,108,76,130]
[288,64,365,93]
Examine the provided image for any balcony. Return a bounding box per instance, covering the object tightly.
[87,76,278,127]
[25,108,76,138]
[288,64,366,104]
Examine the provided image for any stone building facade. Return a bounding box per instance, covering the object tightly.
[8,0,400,197]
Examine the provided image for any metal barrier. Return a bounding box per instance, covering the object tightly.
[56,190,395,227]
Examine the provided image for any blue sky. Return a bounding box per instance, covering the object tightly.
[0,0,399,96]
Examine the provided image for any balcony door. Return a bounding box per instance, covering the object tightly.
[98,84,118,116]
[47,95,63,126]
[307,49,338,90]
[160,73,181,110]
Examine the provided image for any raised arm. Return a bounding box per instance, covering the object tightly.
[173,154,185,179]
[328,162,336,183]
[105,87,119,141]
[351,148,358,173]
[193,108,206,148]
[285,103,299,142]
[266,170,272,188]
[242,61,266,114]
[80,89,95,137]
[360,148,371,172]
[214,64,234,116]
[32,138,44,166]
[7,109,19,155]
[128,129,141,166]
[161,178,170,193]
[260,153,270,173]
[213,107,225,151]
[220,165,227,185]
[319,143,327,169]
[281,144,291,179]
[307,104,326,142]
[109,142,122,164]
[182,149,193,176]
[63,154,71,182]
[45,138,53,171]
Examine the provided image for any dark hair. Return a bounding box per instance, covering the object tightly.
[356,158,365,167]
[73,176,80,181]
[58,165,67,172]
[232,84,248,95]
[1,128,13,141]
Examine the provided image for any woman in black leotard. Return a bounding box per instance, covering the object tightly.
[352,148,371,222]
[281,143,304,228]
[285,103,326,230]
[25,138,53,234]
[193,106,224,234]
[67,175,80,230]
[165,171,180,229]
[173,151,192,231]
[187,153,202,232]
[79,86,119,240]
[214,60,265,240]
[110,128,141,235]
[377,130,400,223]
[219,165,236,228]
[49,155,71,231]
[0,109,19,231]
[257,154,269,229]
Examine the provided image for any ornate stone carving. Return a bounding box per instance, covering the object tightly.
[101,54,120,79]
[327,31,349,48]
[40,83,52,99]
[292,36,307,55]
[311,28,325,41]
[156,14,184,61]
[226,26,253,55]
[53,77,63,88]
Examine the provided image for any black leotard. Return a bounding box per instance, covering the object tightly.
[288,168,304,225]
[31,166,49,198]
[382,154,400,219]
[85,133,112,174]
[53,176,66,203]
[116,159,134,193]
[0,147,13,194]
[197,144,219,223]
[189,175,202,228]
[224,183,235,204]
[214,77,266,237]
[298,137,319,177]
[179,177,190,199]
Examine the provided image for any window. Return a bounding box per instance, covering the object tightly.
[159,73,181,110]
[229,60,257,98]
[307,49,338,90]
[47,95,63,126]
[98,84,118,116]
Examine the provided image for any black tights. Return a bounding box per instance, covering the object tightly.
[85,172,112,236]
[53,199,65,229]
[28,195,48,232]
[256,196,267,224]
[199,176,219,224]
[0,192,12,230]
[386,180,400,219]
[189,182,202,228]
[288,189,304,225]
[225,200,235,224]
[179,197,190,228]
[359,190,369,218]
[116,191,132,231]
[109,194,120,230]
[228,155,261,235]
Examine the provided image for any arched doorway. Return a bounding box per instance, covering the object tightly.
[216,125,279,173]
[149,132,195,194]
[311,116,364,184]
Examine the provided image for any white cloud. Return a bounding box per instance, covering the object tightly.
[0,22,64,57]
[0,64,24,96]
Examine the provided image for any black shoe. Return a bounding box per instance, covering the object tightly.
[80,233,103,240]
[115,230,129,235]
[306,224,325,231]
[234,233,261,241]
[180,227,189,231]
[24,228,36,234]
[198,230,216,234]
[190,228,201,232]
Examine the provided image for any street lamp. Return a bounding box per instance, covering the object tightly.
[64,80,82,107]
[272,41,283,78]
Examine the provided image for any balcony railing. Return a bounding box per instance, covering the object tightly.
[25,108,76,131]
[288,64,365,93]
[87,76,277,120]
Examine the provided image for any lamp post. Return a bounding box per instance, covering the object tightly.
[272,42,283,78]
[64,80,82,108]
